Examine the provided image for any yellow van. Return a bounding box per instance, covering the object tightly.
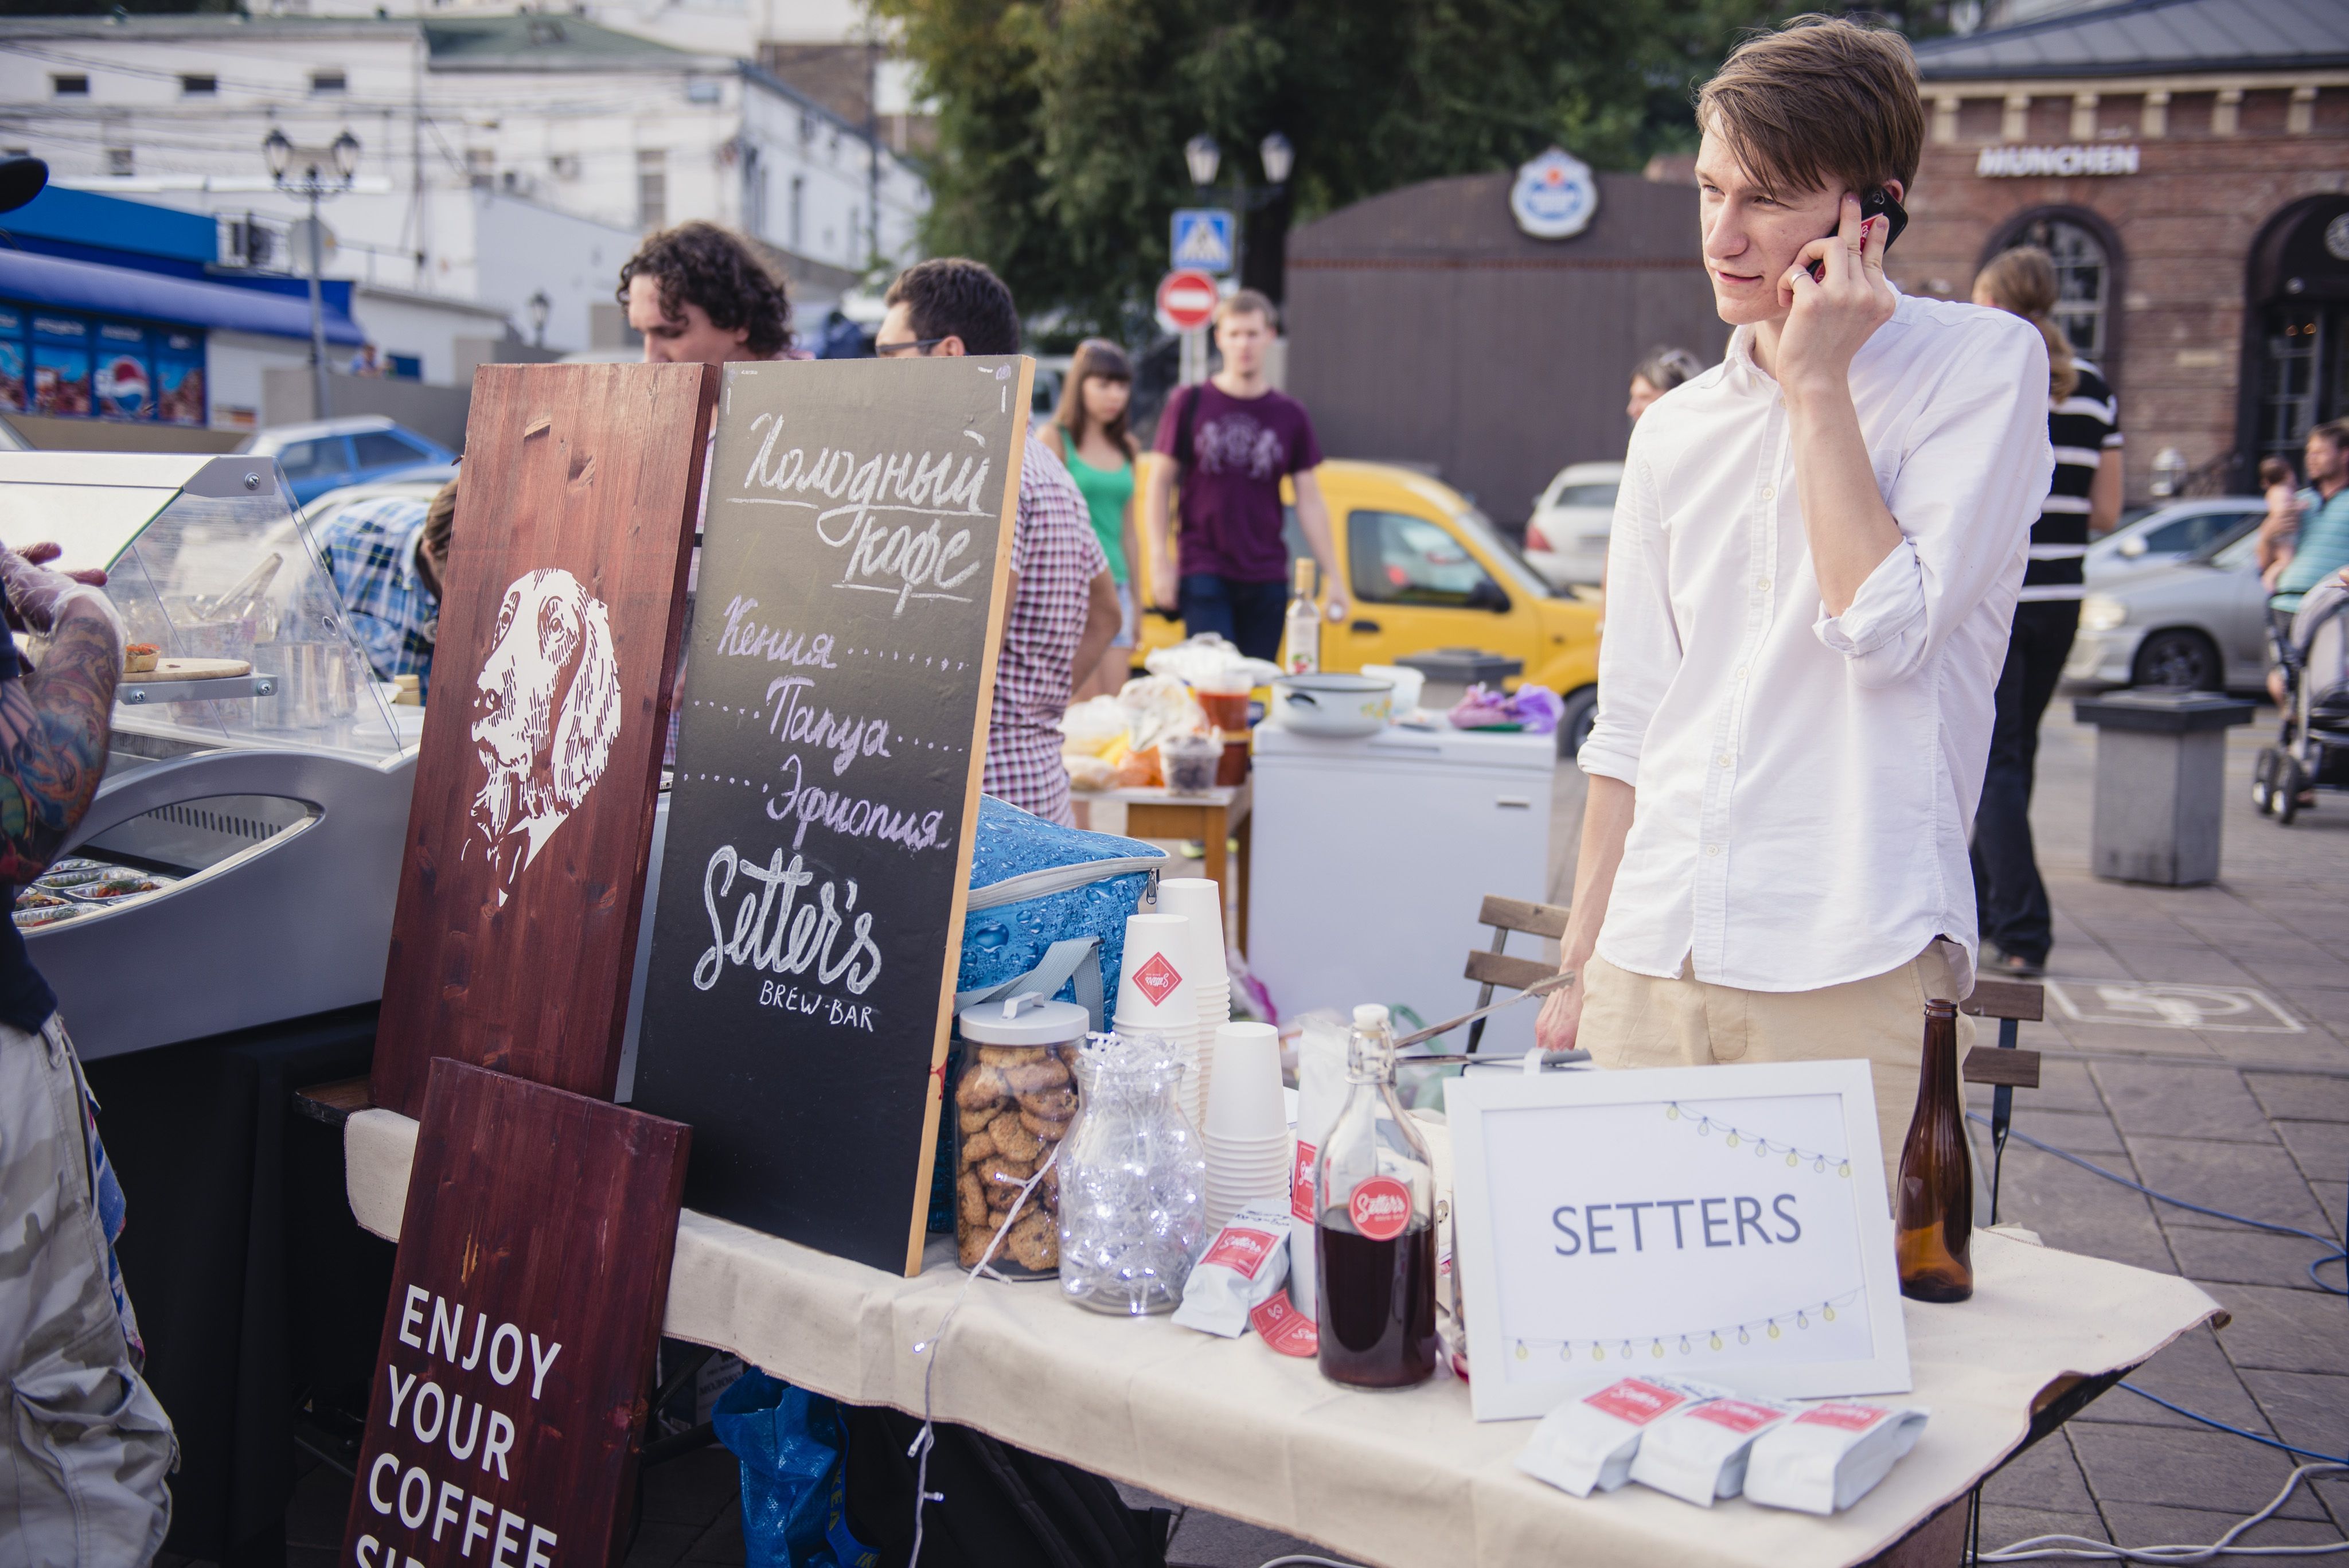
[1130,457,1603,751]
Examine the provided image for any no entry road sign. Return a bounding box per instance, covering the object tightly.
[1157,268,1221,333]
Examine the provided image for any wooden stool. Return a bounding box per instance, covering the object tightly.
[1959,976,2046,1225]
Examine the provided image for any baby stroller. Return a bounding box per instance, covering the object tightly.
[2253,572,2349,825]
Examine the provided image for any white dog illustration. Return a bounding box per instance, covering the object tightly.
[466,568,622,906]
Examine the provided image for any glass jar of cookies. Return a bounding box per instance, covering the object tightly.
[951,993,1088,1277]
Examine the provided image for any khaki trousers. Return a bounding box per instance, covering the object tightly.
[1579,945,1973,1208]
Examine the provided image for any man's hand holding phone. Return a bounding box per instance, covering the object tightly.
[1775,193,1898,403]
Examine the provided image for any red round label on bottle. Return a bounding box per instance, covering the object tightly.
[1348,1175,1412,1241]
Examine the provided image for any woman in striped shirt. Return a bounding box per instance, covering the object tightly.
[1969,245,2122,977]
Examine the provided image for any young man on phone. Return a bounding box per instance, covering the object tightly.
[1534,16,2053,1191]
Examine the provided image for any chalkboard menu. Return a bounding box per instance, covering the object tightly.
[342,1059,688,1565]
[630,355,1032,1276]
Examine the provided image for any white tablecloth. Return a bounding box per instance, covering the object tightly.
[346,1107,2217,1568]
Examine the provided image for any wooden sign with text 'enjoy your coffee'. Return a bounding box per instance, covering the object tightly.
[630,355,1032,1276]
[371,362,715,1118]
[342,1058,689,1567]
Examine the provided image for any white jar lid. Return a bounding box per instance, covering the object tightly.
[959,990,1090,1046]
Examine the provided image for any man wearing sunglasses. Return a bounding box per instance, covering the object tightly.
[877,259,1122,826]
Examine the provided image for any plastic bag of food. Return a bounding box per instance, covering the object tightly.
[1171,1200,1291,1337]
[1515,1376,1728,1498]
[1142,634,1278,691]
[1117,675,1208,756]
[1064,754,1117,793]
[1059,695,1130,758]
[1447,682,1563,735]
[1744,1402,1930,1515]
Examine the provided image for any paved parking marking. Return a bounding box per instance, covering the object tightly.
[2044,980,2305,1033]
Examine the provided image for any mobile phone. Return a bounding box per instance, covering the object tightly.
[1809,188,1908,278]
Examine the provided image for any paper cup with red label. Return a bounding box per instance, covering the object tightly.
[1171,1200,1291,1337]
[1629,1394,1797,1506]
[1516,1376,1731,1497]
[1115,913,1199,1028]
[1744,1401,1930,1515]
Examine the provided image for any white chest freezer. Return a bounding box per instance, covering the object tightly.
[1247,722,1557,1057]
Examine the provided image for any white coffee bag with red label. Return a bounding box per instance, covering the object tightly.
[1744,1401,1930,1515]
[1515,1376,1730,1498]
[1629,1394,1797,1506]
[1172,1201,1291,1337]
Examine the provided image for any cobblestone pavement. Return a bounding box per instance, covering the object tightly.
[1961,705,2349,1555]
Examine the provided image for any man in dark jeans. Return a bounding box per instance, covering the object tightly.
[1141,290,1344,660]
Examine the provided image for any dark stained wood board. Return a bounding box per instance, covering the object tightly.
[371,362,715,1118]
[341,1059,689,1567]
[629,355,1032,1276]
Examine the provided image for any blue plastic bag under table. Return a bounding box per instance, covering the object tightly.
[712,1368,877,1568]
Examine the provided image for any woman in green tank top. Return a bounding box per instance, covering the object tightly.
[1046,338,1141,699]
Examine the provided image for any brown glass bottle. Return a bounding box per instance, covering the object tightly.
[1896,999,1974,1302]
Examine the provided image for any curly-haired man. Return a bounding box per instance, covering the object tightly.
[619,220,795,365]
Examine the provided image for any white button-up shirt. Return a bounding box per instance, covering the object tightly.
[1578,291,2052,997]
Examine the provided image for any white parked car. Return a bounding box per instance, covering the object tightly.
[2066,526,2272,692]
[1523,461,1623,588]
[2083,497,2264,581]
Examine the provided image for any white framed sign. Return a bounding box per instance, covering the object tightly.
[1449,1060,1910,1422]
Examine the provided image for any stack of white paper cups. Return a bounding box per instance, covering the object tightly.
[1153,878,1233,1132]
[1113,913,1201,1114]
[1201,1021,1288,1230]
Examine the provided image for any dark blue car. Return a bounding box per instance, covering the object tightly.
[244,415,456,505]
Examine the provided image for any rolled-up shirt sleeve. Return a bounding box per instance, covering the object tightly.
[1812,318,2051,688]
[1576,445,1677,787]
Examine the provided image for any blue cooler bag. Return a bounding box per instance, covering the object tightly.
[928,797,1166,1233]
[955,796,1168,1021]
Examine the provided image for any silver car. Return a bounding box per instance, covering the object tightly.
[2083,497,2264,581]
[1523,460,1622,587]
[2066,526,2271,692]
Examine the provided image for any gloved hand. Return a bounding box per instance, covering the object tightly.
[0,542,111,636]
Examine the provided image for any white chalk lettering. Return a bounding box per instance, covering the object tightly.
[487,1323,522,1386]
[697,845,884,994]
[482,1411,515,1479]
[399,1285,428,1349]
[713,597,839,670]
[764,677,892,778]
[528,1334,562,1401]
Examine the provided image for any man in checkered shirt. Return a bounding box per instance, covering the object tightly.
[879,259,1121,825]
[318,479,455,700]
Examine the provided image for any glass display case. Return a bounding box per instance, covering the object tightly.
[2,451,422,1060]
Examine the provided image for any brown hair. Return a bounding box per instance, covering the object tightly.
[1213,287,1278,331]
[1975,246,2079,402]
[419,475,458,596]
[616,222,794,357]
[2315,419,2349,453]
[2260,456,2297,490]
[1697,14,1923,202]
[1052,338,1139,459]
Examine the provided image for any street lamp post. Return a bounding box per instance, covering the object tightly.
[266,127,360,420]
[1179,130,1294,383]
[528,290,552,349]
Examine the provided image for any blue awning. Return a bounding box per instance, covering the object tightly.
[0,247,366,345]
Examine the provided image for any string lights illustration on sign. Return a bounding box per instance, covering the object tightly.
[1511,147,1598,240]
[1975,145,2141,178]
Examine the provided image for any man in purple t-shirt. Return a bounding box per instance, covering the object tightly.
[1142,290,1345,660]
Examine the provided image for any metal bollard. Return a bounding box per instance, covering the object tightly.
[2071,689,2257,886]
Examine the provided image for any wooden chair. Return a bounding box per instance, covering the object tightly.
[1958,976,2045,1224]
[1458,895,1573,1055]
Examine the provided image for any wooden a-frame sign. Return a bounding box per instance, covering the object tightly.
[342,1059,689,1566]
[630,355,1032,1276]
[371,362,715,1118]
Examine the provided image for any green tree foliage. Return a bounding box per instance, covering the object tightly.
[874,0,1815,333]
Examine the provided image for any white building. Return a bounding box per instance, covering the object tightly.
[0,10,928,370]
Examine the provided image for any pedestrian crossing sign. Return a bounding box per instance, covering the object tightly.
[1172,208,1235,275]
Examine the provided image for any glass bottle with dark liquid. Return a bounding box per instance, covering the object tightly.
[1313,1004,1438,1388]
[1895,998,1974,1302]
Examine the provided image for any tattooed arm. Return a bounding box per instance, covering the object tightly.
[0,551,121,886]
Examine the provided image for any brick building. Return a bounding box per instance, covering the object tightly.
[1898,0,2349,499]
